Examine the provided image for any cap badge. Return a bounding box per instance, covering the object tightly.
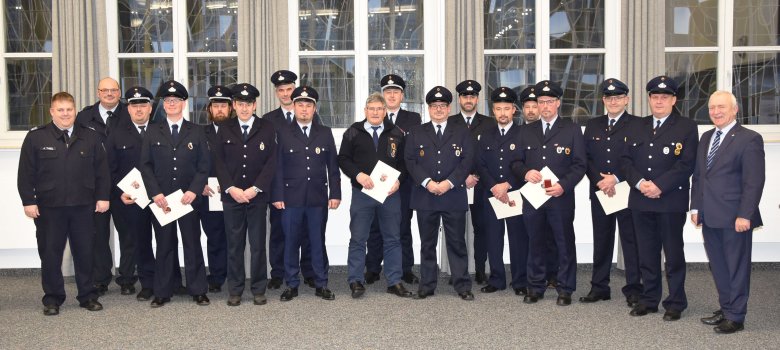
[168,87,176,92]
[658,82,667,89]
[133,92,141,98]
[215,91,222,97]
[278,75,285,81]
[542,86,550,92]
[301,91,309,97]
[608,85,615,91]
[388,79,394,85]
[529,93,536,98]
[241,90,249,96]
[466,86,473,91]
[499,92,507,98]
[435,92,443,98]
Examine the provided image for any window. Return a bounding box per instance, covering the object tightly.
[109,0,238,124]
[292,0,443,128]
[666,0,780,125]
[0,0,53,136]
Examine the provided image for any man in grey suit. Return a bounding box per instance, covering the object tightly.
[690,90,765,334]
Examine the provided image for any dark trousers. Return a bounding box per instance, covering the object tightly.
[703,223,752,323]
[632,211,688,311]
[112,199,143,286]
[589,201,642,298]
[417,210,471,294]
[91,210,113,286]
[269,205,320,279]
[282,206,328,288]
[483,204,529,289]
[152,210,207,298]
[366,184,414,274]
[347,190,402,286]
[523,205,577,295]
[223,200,268,296]
[470,187,489,274]
[35,205,97,306]
[195,197,227,286]
[544,225,559,281]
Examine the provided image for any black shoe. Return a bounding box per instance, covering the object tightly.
[364,271,381,285]
[557,293,572,306]
[193,294,210,306]
[150,297,170,308]
[136,288,153,301]
[43,304,59,316]
[480,285,501,293]
[303,277,316,288]
[523,293,543,304]
[402,272,419,284]
[120,284,136,295]
[208,283,222,293]
[474,271,488,285]
[663,309,682,321]
[280,287,298,302]
[629,304,658,316]
[579,292,611,303]
[387,283,413,298]
[701,310,725,325]
[350,282,366,299]
[79,299,103,311]
[227,295,241,306]
[546,279,558,289]
[94,283,108,296]
[413,290,434,300]
[315,287,335,300]
[458,291,475,301]
[173,285,188,296]
[513,287,528,296]
[714,319,744,334]
[253,294,267,305]
[626,294,640,307]
[267,277,283,290]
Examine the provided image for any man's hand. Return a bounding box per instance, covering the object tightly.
[272,201,285,210]
[329,199,341,209]
[357,172,374,189]
[388,180,400,196]
[153,193,167,208]
[242,188,258,201]
[465,174,479,189]
[525,169,542,183]
[640,180,662,198]
[491,182,511,200]
[426,181,440,195]
[228,187,248,203]
[435,181,451,195]
[95,200,110,213]
[545,183,564,197]
[597,173,617,195]
[690,213,700,227]
[202,184,215,197]
[120,193,136,205]
[181,191,197,205]
[735,218,751,233]
[23,205,40,219]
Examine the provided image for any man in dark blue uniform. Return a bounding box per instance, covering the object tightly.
[405,86,474,301]
[691,90,765,334]
[272,86,341,302]
[76,77,129,295]
[214,83,277,306]
[365,74,422,285]
[476,87,529,296]
[512,80,586,306]
[18,92,110,315]
[580,79,642,306]
[262,70,321,290]
[621,76,698,321]
[140,80,211,307]
[338,92,413,299]
[197,85,232,293]
[449,80,495,285]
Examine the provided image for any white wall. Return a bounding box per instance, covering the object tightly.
[1,131,778,269]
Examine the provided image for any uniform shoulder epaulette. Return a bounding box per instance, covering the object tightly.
[29,124,47,132]
[343,125,359,140]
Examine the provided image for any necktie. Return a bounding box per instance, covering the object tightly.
[501,128,506,136]
[608,118,616,132]
[302,125,309,138]
[286,111,292,124]
[436,124,443,139]
[371,126,380,150]
[242,124,249,142]
[138,125,146,138]
[388,113,395,125]
[63,129,70,146]
[654,120,661,135]
[106,111,115,134]
[544,122,551,135]
[171,124,179,143]
[706,130,722,170]
[466,117,472,127]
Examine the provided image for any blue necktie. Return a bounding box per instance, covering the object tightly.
[171,124,179,143]
[302,126,308,138]
[371,126,380,150]
[436,125,443,139]
[388,112,395,125]
[654,120,661,135]
[706,130,722,170]
[286,111,292,124]
[501,128,506,136]
[242,124,249,142]
[608,118,616,131]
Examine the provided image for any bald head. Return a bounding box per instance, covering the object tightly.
[97,77,121,109]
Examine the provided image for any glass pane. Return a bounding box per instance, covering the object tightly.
[550,54,604,124]
[4,0,52,53]
[118,58,174,123]
[733,52,780,124]
[484,54,535,119]
[367,0,423,50]
[666,52,718,124]
[484,0,536,50]
[665,0,718,47]
[299,57,355,128]
[118,0,174,53]
[187,0,238,52]
[299,0,354,51]
[733,0,780,46]
[188,57,238,124]
[368,56,424,115]
[549,0,604,49]
[6,59,51,131]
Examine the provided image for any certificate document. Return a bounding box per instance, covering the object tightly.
[488,190,523,219]
[519,166,560,209]
[116,167,151,209]
[150,189,194,227]
[595,181,630,215]
[361,160,401,204]
[207,177,223,212]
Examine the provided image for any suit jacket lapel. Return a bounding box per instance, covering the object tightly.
[707,125,740,172]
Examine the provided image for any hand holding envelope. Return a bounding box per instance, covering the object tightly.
[489,189,523,219]
[519,166,560,209]
[595,181,630,215]
[207,177,223,211]
[116,168,151,209]
[361,160,401,203]
[149,189,194,227]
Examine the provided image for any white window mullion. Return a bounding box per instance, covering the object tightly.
[288,0,300,73]
[421,0,445,123]
[604,0,621,79]
[173,0,189,118]
[537,0,550,80]
[0,4,8,139]
[354,0,368,123]
[106,0,119,79]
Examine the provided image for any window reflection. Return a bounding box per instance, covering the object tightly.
[4,0,52,53]
[665,0,717,47]
[666,52,717,124]
[549,0,603,49]
[550,54,604,124]
[118,0,174,53]
[118,58,174,123]
[484,0,535,50]
[187,0,238,52]
[299,57,355,127]
[7,59,51,130]
[733,52,780,124]
[733,0,779,47]
[369,56,424,115]
[188,57,238,124]
[368,0,423,50]
[299,0,354,51]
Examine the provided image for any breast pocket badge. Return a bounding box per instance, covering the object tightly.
[510,143,515,151]
[259,142,265,151]
[674,142,682,156]
[187,142,193,150]
[315,147,321,154]
[390,142,397,158]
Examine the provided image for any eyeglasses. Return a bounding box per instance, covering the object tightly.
[163,97,184,104]
[366,107,386,112]
[99,88,120,94]
[603,95,627,102]
[536,98,558,105]
[429,103,449,110]
[234,101,254,108]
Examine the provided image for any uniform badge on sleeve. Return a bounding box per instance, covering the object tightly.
[259,142,265,151]
[187,142,193,150]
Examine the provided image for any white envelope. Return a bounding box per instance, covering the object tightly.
[361,160,401,204]
[207,177,223,212]
[116,167,151,209]
[488,190,523,219]
[519,166,560,209]
[595,181,630,215]
[467,187,474,205]
[149,189,194,227]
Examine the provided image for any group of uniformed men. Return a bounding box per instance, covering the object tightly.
[17,70,764,334]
